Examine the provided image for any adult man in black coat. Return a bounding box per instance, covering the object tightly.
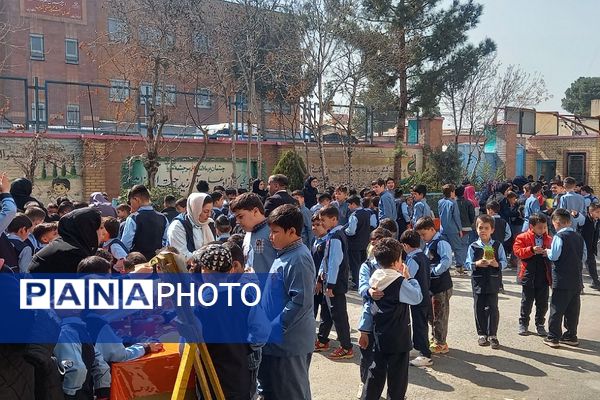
[263,174,298,217]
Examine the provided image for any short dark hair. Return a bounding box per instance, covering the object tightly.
[227,233,245,249]
[371,196,380,208]
[477,214,495,228]
[552,208,571,226]
[24,206,46,222]
[72,201,89,210]
[77,256,111,273]
[128,184,150,201]
[379,218,397,234]
[455,186,465,197]
[58,202,74,215]
[116,204,131,213]
[269,174,289,188]
[223,242,244,265]
[7,213,33,233]
[399,229,421,248]
[319,205,339,220]
[229,192,265,214]
[102,216,120,239]
[126,252,147,265]
[164,195,176,205]
[95,249,114,263]
[176,197,187,209]
[386,177,395,184]
[214,185,226,192]
[506,191,518,199]
[414,216,435,231]
[196,180,210,193]
[582,185,594,194]
[211,191,224,202]
[394,189,404,199]
[347,195,361,206]
[528,213,547,227]
[370,227,393,241]
[486,201,500,213]
[374,178,386,187]
[563,177,576,187]
[237,188,248,194]
[32,222,58,242]
[225,187,238,197]
[291,190,304,197]
[551,180,564,187]
[335,186,348,194]
[412,184,427,196]
[267,204,303,235]
[442,184,455,198]
[215,214,231,232]
[361,197,371,208]
[318,193,332,203]
[373,238,403,268]
[530,182,543,194]
[589,203,600,212]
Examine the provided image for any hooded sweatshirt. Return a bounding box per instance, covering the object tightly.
[29,208,102,273]
[89,192,117,217]
[303,176,318,210]
[10,178,45,212]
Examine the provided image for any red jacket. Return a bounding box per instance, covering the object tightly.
[513,230,552,287]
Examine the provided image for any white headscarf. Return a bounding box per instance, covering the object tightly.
[186,193,215,246]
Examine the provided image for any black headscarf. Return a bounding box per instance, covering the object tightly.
[252,179,268,200]
[10,178,44,211]
[29,208,102,273]
[303,176,318,209]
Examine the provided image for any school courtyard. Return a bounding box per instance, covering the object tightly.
[310,268,600,400]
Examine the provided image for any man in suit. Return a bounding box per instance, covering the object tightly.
[264,174,298,216]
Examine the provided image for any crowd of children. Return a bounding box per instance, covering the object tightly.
[0,171,596,400]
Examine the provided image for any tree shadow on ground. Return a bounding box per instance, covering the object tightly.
[408,366,455,392]
[502,346,600,374]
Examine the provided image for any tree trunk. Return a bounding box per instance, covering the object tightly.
[394,27,407,182]
[227,95,237,187]
[187,129,210,196]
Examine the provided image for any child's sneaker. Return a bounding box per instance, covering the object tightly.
[518,325,529,336]
[559,336,579,347]
[543,337,560,348]
[410,356,433,367]
[536,325,548,337]
[489,336,500,349]
[430,342,449,354]
[314,340,329,352]
[328,347,354,360]
[478,336,490,346]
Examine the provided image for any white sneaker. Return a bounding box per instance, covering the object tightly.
[410,355,433,367]
[356,383,364,399]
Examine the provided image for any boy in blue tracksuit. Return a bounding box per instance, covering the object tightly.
[411,184,433,226]
[293,190,314,247]
[438,184,465,272]
[260,204,315,400]
[373,178,397,224]
[558,177,587,230]
[466,214,508,349]
[522,182,542,232]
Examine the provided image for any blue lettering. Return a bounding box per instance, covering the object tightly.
[26,283,46,306]
[126,283,150,306]
[57,283,82,306]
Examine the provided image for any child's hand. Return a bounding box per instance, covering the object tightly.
[533,246,544,254]
[0,172,9,193]
[400,263,411,279]
[476,259,489,268]
[325,288,334,298]
[315,281,322,295]
[359,332,369,350]
[488,259,499,268]
[369,287,384,300]
[147,343,164,353]
[114,259,126,273]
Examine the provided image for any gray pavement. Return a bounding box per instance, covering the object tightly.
[309,269,600,400]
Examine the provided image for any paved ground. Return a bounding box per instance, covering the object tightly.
[309,269,600,400]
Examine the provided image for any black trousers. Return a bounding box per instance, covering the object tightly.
[317,293,352,349]
[362,350,409,400]
[473,293,499,336]
[411,303,431,358]
[314,292,324,319]
[348,249,367,287]
[519,285,549,327]
[548,288,581,340]
[586,254,600,284]
[359,333,374,384]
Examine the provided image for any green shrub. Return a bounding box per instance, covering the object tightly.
[272,150,307,191]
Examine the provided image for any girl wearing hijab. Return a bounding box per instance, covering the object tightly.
[29,208,102,273]
[167,193,216,261]
[10,178,45,212]
[303,176,319,209]
[252,179,268,201]
[89,192,117,217]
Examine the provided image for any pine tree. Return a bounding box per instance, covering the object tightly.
[272,150,307,191]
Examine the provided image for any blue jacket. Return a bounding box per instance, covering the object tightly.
[412,199,432,225]
[559,192,587,229]
[358,259,379,332]
[0,193,17,233]
[438,197,461,235]
[378,191,397,222]
[299,205,314,247]
[243,219,277,274]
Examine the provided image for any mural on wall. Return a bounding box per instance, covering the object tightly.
[21,0,86,22]
[0,137,83,204]
[121,157,258,194]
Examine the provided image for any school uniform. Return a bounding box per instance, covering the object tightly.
[378,191,397,224]
[299,204,314,247]
[357,258,379,384]
[580,215,600,286]
[332,200,350,225]
[438,197,465,267]
[513,230,552,329]
[242,219,277,274]
[546,228,586,342]
[396,200,411,237]
[405,248,432,358]
[466,239,507,337]
[522,194,541,232]
[412,198,432,226]
[424,232,453,345]
[317,226,352,350]
[103,237,128,261]
[559,191,587,230]
[362,269,422,400]
[260,239,315,400]
[6,233,35,273]
[345,207,372,287]
[312,236,327,319]
[583,194,598,208]
[121,205,169,261]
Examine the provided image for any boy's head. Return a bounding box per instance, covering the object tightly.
[267,204,303,250]
[486,200,500,216]
[361,196,371,209]
[442,184,456,199]
[372,238,403,269]
[370,227,393,246]
[528,213,548,236]
[386,177,395,191]
[378,218,397,237]
[414,216,437,242]
[319,205,340,230]
[581,185,593,196]
[334,186,348,202]
[230,192,265,232]
[506,191,518,205]
[476,214,495,242]
[589,203,600,220]
[311,213,327,238]
[372,178,386,195]
[399,229,421,252]
[347,195,361,210]
[77,256,111,274]
[411,184,427,201]
[175,197,187,213]
[7,213,33,240]
[196,180,210,193]
[227,233,245,249]
[223,242,245,273]
[127,185,151,212]
[267,174,288,196]
[102,217,120,240]
[33,222,59,244]
[563,177,576,191]
[225,187,238,201]
[318,193,332,206]
[72,201,88,210]
[455,186,465,198]
[550,181,564,196]
[164,195,176,209]
[292,190,305,206]
[551,208,572,231]
[211,191,225,208]
[215,214,232,235]
[214,185,226,192]
[58,202,74,216]
[47,203,58,214]
[530,182,542,195]
[24,206,46,227]
[116,204,131,219]
[126,252,148,266]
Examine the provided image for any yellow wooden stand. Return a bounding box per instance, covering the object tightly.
[151,253,225,400]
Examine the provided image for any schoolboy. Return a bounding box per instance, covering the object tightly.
[311,213,328,319]
[260,204,315,400]
[558,177,586,229]
[116,203,131,238]
[522,182,542,232]
[229,192,276,274]
[215,214,232,243]
[581,203,600,290]
[175,198,187,214]
[292,189,314,247]
[414,216,452,354]
[544,208,587,348]
[24,206,46,251]
[513,213,552,336]
[100,217,128,272]
[438,184,464,273]
[345,195,375,289]
[211,191,226,219]
[310,192,332,214]
[411,184,432,226]
[400,229,433,367]
[32,222,59,248]
[373,179,397,224]
[6,213,34,272]
[465,214,508,349]
[315,206,353,359]
[581,185,598,208]
[332,185,350,225]
[161,195,179,222]
[361,238,422,400]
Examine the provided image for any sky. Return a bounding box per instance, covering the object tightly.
[467,0,600,113]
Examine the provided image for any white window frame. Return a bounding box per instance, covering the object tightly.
[31,102,46,122]
[109,79,130,103]
[65,38,79,64]
[108,18,128,42]
[194,88,213,108]
[30,34,44,60]
[164,85,176,106]
[139,82,154,105]
[66,104,80,127]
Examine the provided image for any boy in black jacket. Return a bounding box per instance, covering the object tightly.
[361,238,422,400]
[581,203,600,290]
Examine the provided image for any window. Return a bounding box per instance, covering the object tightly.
[567,153,586,184]
[139,26,160,46]
[30,34,44,60]
[139,82,154,105]
[109,79,130,102]
[108,18,128,42]
[31,102,46,123]
[66,105,80,127]
[164,85,176,106]
[235,93,248,111]
[192,32,209,53]
[140,84,176,106]
[65,38,79,64]
[195,88,212,108]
